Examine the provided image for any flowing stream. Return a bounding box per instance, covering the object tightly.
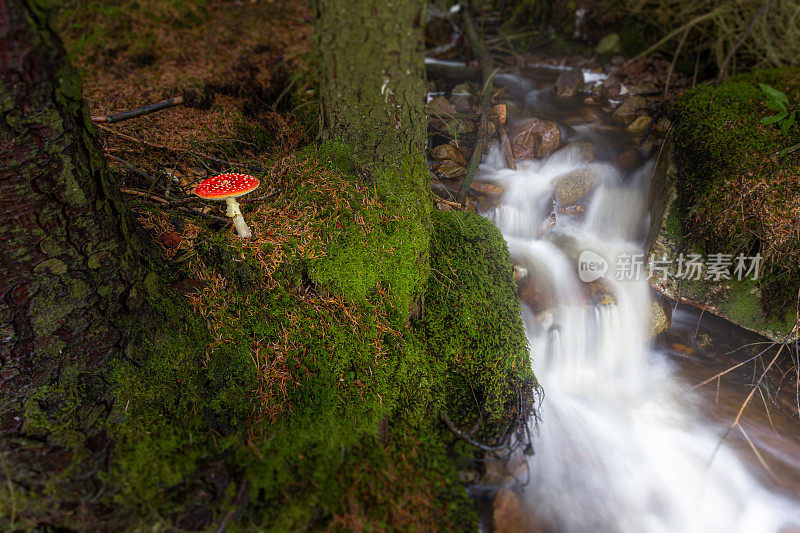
[475,78,800,532]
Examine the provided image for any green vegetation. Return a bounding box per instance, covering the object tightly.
[760,83,797,134]
[87,144,532,529]
[669,68,800,322]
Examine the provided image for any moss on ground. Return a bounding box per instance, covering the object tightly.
[669,68,800,322]
[95,143,533,530]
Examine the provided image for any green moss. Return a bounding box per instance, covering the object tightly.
[670,68,800,321]
[421,210,535,425]
[92,143,533,530]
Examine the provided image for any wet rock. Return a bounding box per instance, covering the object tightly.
[554,168,600,205]
[626,115,652,136]
[562,106,602,125]
[557,203,587,216]
[517,275,553,315]
[555,68,584,97]
[470,181,505,198]
[630,82,659,96]
[430,143,467,165]
[612,96,647,125]
[584,278,616,306]
[510,118,561,160]
[654,117,672,134]
[493,488,534,533]
[614,148,644,173]
[596,33,621,54]
[556,141,600,162]
[434,160,466,180]
[429,95,458,119]
[648,291,673,338]
[450,83,473,113]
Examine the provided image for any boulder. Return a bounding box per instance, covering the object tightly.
[553,168,600,204]
[430,143,467,165]
[510,118,561,160]
[612,96,647,125]
[555,68,584,97]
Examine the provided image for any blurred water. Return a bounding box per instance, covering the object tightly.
[478,131,800,532]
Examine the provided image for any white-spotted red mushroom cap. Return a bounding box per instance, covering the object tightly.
[195,173,260,199]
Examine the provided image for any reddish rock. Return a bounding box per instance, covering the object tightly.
[510,118,561,160]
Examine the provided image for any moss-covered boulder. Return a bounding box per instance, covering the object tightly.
[62,144,535,531]
[647,68,799,341]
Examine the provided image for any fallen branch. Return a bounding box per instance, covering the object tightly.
[92,96,185,124]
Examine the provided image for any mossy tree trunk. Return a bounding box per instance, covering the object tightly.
[0,0,172,526]
[315,0,428,170]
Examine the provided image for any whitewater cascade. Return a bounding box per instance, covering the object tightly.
[479,126,800,532]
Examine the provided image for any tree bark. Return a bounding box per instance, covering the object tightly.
[0,0,155,526]
[315,0,428,169]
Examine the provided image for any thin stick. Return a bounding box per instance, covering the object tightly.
[92,96,185,124]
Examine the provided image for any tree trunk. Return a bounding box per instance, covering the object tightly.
[0,0,155,526]
[315,0,428,170]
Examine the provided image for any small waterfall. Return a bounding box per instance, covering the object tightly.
[479,137,800,532]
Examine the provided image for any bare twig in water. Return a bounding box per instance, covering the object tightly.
[92,96,185,124]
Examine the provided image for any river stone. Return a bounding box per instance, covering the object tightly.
[630,82,659,96]
[556,141,600,162]
[510,118,561,160]
[470,181,505,198]
[612,96,647,125]
[584,278,616,306]
[430,143,467,165]
[450,83,473,113]
[626,115,652,136]
[434,160,466,180]
[614,148,644,173]
[648,291,673,338]
[554,168,601,204]
[555,68,584,97]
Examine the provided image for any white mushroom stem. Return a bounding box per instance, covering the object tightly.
[224,197,252,238]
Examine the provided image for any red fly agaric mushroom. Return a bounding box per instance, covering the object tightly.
[195,173,260,238]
